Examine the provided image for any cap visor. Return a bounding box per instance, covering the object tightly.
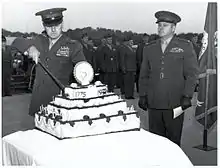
[156,19,175,24]
[43,18,63,27]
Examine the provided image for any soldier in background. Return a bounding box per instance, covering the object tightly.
[2,35,13,96]
[101,34,118,92]
[114,38,123,89]
[136,33,149,92]
[119,37,136,99]
[191,34,201,59]
[95,38,106,83]
[81,33,97,75]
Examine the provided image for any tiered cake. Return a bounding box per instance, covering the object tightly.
[34,61,140,139]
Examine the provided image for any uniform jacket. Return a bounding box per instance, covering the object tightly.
[95,45,105,72]
[139,36,199,109]
[2,46,13,75]
[115,45,123,72]
[119,44,137,72]
[192,43,201,59]
[81,43,97,72]
[13,33,86,115]
[136,43,146,72]
[101,45,118,73]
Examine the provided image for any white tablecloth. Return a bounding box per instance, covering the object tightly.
[2,129,193,167]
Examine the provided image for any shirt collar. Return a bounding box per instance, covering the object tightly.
[161,35,173,45]
[49,34,62,48]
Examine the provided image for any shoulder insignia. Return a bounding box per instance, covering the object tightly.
[148,40,157,45]
[67,39,81,47]
[144,40,157,48]
[68,39,77,43]
[177,37,191,44]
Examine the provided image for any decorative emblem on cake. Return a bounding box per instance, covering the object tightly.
[73,61,94,86]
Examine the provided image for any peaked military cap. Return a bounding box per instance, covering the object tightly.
[35,8,67,27]
[155,11,181,24]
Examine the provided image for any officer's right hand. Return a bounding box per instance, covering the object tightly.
[27,46,40,64]
[138,96,148,111]
[180,96,192,110]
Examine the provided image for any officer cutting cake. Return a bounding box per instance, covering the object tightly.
[12,8,86,120]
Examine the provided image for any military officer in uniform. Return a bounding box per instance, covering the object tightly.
[119,37,136,99]
[95,38,106,83]
[2,35,13,96]
[101,34,118,92]
[138,11,199,146]
[80,33,97,75]
[12,8,86,117]
[136,33,149,92]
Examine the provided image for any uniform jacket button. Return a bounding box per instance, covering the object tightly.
[160,72,164,79]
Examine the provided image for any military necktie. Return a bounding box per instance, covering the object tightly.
[161,40,168,53]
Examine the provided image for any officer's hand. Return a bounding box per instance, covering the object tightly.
[180,96,192,110]
[138,96,148,111]
[27,46,40,64]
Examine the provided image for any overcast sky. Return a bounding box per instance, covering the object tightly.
[1,0,209,34]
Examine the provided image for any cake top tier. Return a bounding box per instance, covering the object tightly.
[60,81,109,99]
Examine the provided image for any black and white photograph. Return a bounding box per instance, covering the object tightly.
[1,0,218,167]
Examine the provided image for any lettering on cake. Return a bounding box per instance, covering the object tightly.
[98,89,107,95]
[74,91,86,98]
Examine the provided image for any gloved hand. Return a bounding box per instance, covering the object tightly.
[138,96,148,111]
[180,96,192,110]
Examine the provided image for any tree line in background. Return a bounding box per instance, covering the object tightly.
[2,27,203,46]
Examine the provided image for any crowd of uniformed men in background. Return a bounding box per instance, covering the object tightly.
[80,33,150,99]
[2,32,201,98]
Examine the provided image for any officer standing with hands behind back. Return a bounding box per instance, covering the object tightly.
[138,11,199,146]
[12,8,86,119]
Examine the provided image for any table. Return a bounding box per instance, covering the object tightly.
[2,129,193,167]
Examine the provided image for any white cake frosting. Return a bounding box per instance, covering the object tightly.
[35,113,139,139]
[62,82,108,99]
[35,81,140,139]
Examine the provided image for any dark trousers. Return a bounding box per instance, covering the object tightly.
[2,72,11,96]
[123,72,135,98]
[104,72,117,92]
[148,108,184,146]
[116,72,121,88]
[135,71,140,93]
[119,72,125,94]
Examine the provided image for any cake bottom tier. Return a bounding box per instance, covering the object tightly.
[35,113,140,139]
